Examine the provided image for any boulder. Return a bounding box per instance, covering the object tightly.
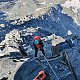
[0,29,23,57]
[14,59,50,80]
[14,56,76,80]
[0,29,22,48]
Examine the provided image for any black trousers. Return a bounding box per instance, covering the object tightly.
[35,47,45,57]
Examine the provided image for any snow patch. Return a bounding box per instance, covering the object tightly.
[0,24,5,27]
[62,0,80,13]
[67,30,72,35]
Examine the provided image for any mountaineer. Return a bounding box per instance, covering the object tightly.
[33,36,45,57]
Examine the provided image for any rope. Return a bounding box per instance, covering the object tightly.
[43,55,59,80]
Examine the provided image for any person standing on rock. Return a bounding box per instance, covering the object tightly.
[33,36,45,57]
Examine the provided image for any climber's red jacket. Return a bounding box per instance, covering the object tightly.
[33,36,43,49]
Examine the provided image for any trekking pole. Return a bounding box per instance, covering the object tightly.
[43,55,59,80]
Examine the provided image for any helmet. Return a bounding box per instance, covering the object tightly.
[34,36,41,41]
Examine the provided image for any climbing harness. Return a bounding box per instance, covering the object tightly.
[43,55,59,80]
